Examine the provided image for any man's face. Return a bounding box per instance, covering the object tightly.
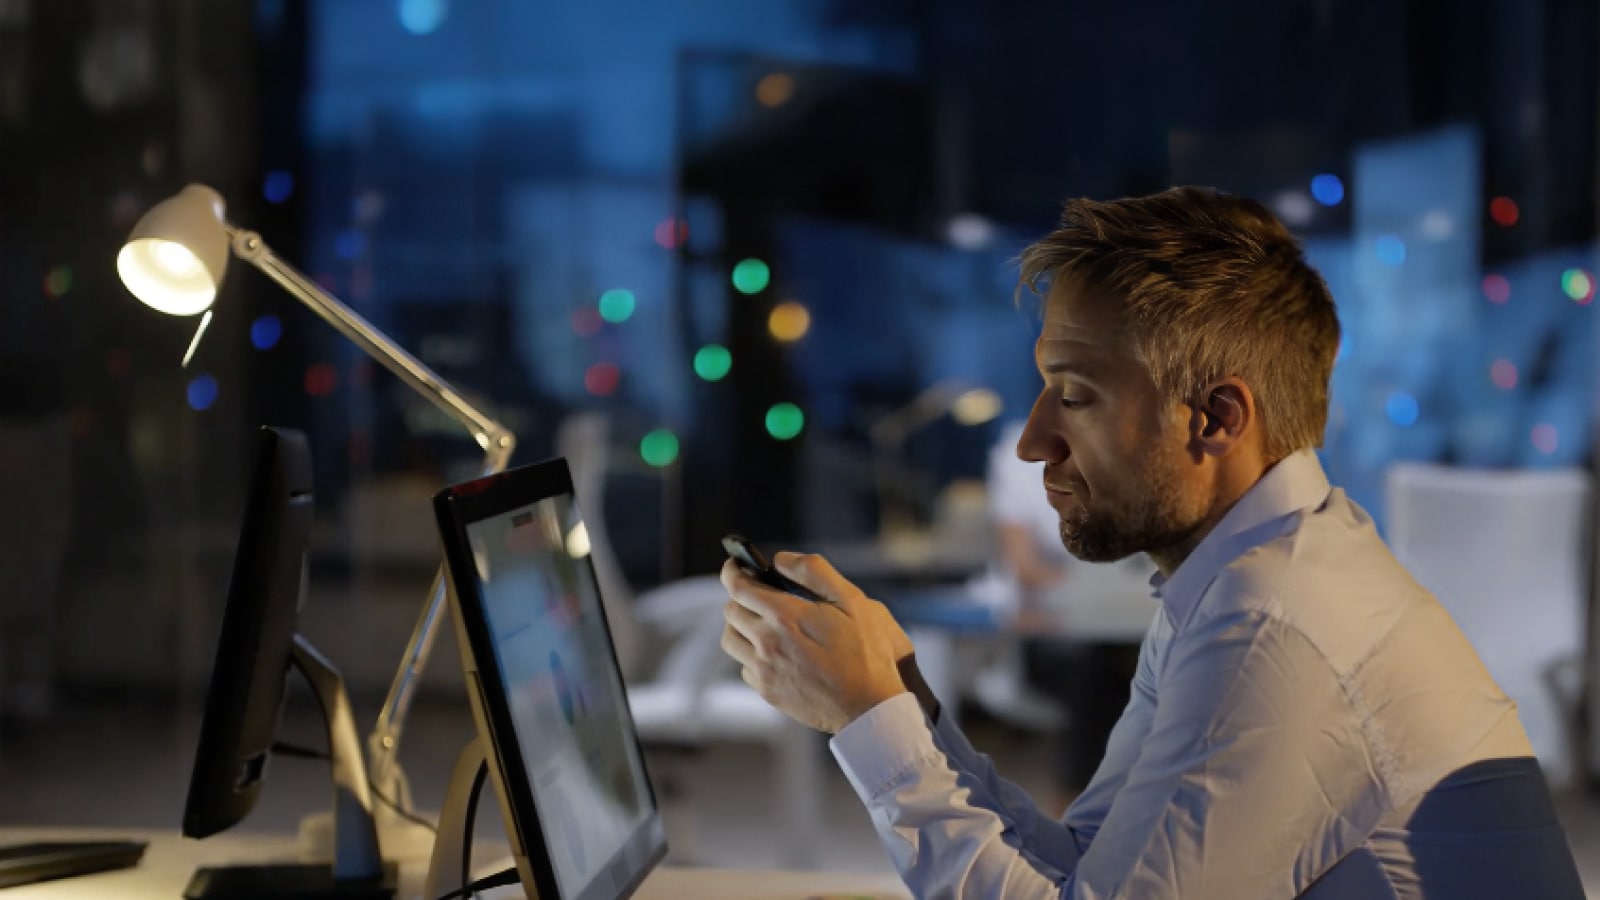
[1017,284,1213,564]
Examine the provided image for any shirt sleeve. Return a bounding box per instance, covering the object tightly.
[828,617,1169,899]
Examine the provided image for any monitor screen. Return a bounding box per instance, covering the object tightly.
[461,488,657,900]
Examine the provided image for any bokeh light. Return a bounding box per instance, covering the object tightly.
[654,217,689,249]
[335,229,368,260]
[951,389,1003,426]
[1309,174,1344,206]
[571,308,604,337]
[263,170,294,204]
[1482,274,1511,305]
[765,403,805,440]
[305,363,338,397]
[768,301,811,342]
[1374,235,1406,267]
[398,0,448,34]
[598,288,636,323]
[693,344,732,381]
[732,258,771,294]
[1489,196,1519,227]
[251,315,283,350]
[1561,268,1595,304]
[187,374,219,411]
[1532,423,1560,455]
[640,429,680,467]
[1490,359,1518,390]
[1385,392,1419,427]
[584,362,621,397]
[43,266,72,299]
[756,72,795,108]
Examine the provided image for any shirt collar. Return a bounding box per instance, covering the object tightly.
[1148,449,1332,629]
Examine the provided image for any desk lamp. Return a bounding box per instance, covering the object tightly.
[870,382,1002,536]
[117,183,515,832]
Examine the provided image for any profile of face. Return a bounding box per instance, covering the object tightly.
[1016,284,1220,565]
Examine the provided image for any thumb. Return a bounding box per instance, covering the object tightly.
[773,552,866,611]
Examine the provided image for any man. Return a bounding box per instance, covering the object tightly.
[720,187,1584,897]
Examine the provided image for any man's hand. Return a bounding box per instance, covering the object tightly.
[720,552,911,733]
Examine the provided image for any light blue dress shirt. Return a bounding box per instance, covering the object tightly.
[830,450,1582,898]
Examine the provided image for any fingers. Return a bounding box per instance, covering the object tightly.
[720,558,813,621]
[773,552,864,610]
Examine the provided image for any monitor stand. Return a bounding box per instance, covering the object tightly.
[422,737,495,900]
[184,635,399,900]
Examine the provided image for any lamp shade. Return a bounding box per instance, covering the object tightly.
[116,184,231,316]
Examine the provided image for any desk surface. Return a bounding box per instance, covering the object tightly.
[0,828,908,900]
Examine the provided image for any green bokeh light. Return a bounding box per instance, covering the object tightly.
[731,258,771,295]
[1562,269,1594,302]
[640,429,680,467]
[598,288,637,323]
[765,403,805,440]
[693,344,732,381]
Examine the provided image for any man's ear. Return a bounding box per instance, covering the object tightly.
[1190,378,1256,457]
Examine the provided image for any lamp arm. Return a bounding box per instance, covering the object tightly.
[229,228,516,806]
[230,229,517,463]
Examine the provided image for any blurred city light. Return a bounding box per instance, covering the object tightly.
[598,288,637,323]
[765,403,805,440]
[1310,174,1345,206]
[640,429,680,467]
[732,258,771,294]
[693,344,732,381]
[768,301,811,342]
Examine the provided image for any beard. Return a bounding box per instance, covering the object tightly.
[1057,447,1207,563]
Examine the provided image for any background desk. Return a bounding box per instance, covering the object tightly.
[0,828,909,900]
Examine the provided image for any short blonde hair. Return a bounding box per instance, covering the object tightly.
[1018,186,1341,461]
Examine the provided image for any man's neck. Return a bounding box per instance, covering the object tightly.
[1149,455,1273,578]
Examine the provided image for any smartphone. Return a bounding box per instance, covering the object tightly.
[722,534,827,602]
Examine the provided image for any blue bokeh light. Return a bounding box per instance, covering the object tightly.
[251,315,283,350]
[398,0,448,34]
[1385,392,1419,427]
[187,374,220,412]
[1375,235,1406,266]
[263,170,294,204]
[335,229,368,260]
[1310,174,1345,206]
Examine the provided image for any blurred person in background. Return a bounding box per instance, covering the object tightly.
[721,187,1582,897]
[985,419,1143,817]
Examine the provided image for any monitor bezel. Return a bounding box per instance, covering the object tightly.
[433,458,666,900]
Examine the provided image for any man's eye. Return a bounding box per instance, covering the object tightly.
[1060,397,1085,409]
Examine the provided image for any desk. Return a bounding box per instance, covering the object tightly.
[0,828,908,900]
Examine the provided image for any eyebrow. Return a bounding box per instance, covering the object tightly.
[1038,359,1108,382]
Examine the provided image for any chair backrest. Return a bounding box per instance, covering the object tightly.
[555,411,645,681]
[1384,463,1590,787]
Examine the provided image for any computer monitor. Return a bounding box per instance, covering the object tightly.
[181,426,394,900]
[432,458,667,900]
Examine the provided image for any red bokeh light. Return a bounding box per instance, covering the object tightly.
[653,217,689,250]
[1481,274,1511,305]
[572,308,604,337]
[584,362,621,397]
[1531,423,1559,455]
[305,363,338,397]
[1490,359,1518,390]
[1489,196,1519,228]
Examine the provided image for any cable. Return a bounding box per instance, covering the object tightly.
[368,779,438,834]
[432,865,519,900]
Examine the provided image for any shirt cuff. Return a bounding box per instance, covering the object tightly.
[829,692,942,802]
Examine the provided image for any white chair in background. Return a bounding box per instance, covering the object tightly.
[555,413,825,869]
[1384,463,1589,788]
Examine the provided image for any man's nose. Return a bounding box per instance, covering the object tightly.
[1016,391,1067,464]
